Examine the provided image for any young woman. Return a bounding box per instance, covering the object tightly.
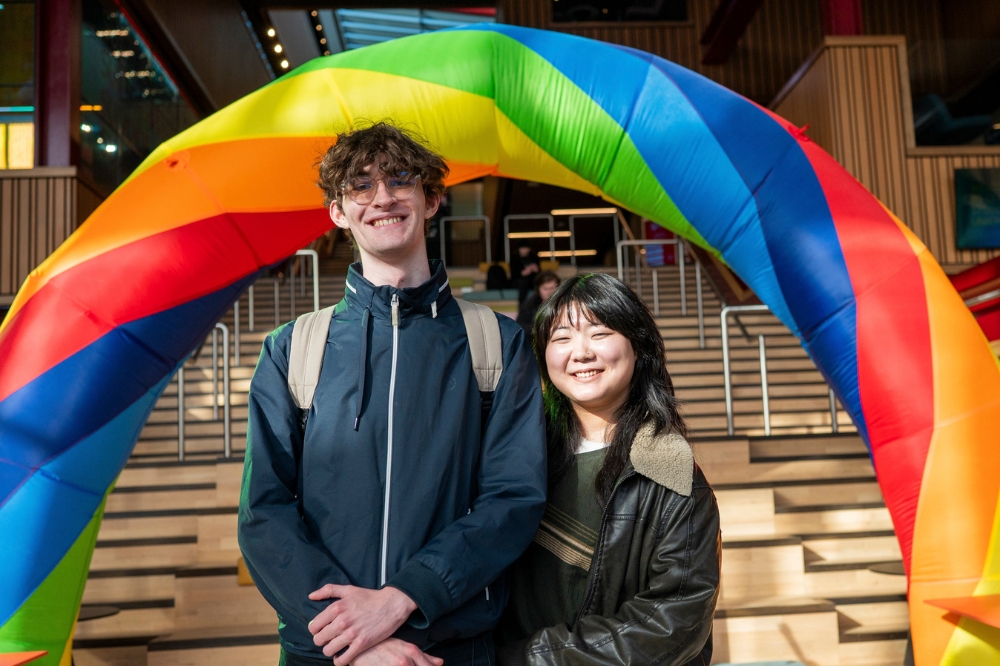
[496,273,721,666]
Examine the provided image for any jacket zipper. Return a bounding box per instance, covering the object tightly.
[574,470,636,624]
[380,293,400,586]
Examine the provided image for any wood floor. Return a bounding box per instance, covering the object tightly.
[73,266,904,666]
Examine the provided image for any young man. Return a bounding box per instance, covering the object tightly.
[238,124,547,666]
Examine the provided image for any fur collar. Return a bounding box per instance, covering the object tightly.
[629,423,694,497]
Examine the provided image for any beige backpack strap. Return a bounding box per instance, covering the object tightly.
[456,299,503,392]
[287,306,335,409]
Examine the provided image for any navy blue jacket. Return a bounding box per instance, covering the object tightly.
[238,261,547,657]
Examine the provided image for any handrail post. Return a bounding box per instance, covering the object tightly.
[695,258,705,349]
[273,278,280,329]
[759,334,771,436]
[216,323,231,458]
[721,303,772,437]
[289,263,296,320]
[617,242,624,281]
[652,268,659,316]
[212,328,219,421]
[569,217,576,268]
[177,365,185,462]
[233,298,241,367]
[635,247,642,298]
[721,308,734,437]
[296,249,320,312]
[679,239,687,316]
[248,283,255,332]
[440,217,448,267]
[829,388,839,434]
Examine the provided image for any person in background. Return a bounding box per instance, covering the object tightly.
[509,242,540,304]
[516,271,561,339]
[496,273,721,666]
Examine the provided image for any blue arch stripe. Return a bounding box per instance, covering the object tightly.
[649,57,867,441]
[0,276,255,503]
[0,372,169,624]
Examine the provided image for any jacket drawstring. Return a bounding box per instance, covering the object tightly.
[354,306,370,430]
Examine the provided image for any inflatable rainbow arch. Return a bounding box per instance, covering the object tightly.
[1,24,999,666]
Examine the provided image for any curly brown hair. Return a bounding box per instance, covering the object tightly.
[317,122,449,209]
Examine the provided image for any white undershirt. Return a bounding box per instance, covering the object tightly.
[576,438,609,454]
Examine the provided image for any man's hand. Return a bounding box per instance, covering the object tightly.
[307,584,418,665]
[350,638,444,666]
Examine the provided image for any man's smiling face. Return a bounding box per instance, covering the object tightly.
[330,157,440,264]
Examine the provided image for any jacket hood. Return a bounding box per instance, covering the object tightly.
[344,259,452,319]
[629,423,694,497]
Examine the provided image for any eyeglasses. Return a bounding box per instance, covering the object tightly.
[341,173,421,205]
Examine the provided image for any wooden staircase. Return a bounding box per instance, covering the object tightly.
[73,264,905,666]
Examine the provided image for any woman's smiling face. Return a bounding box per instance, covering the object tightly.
[545,304,636,417]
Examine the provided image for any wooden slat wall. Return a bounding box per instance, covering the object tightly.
[773,37,1000,267]
[0,168,78,300]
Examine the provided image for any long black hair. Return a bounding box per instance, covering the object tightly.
[532,273,686,506]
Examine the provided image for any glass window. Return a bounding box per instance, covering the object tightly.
[80,0,198,192]
[0,0,36,169]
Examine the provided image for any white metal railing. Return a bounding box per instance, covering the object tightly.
[439,215,491,268]
[720,304,842,437]
[178,322,231,461]
[966,288,1000,308]
[616,239,712,348]
[235,249,321,366]
[504,214,555,265]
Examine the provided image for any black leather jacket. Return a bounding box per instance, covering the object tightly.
[498,427,721,666]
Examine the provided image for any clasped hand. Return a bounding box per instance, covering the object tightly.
[307,584,442,666]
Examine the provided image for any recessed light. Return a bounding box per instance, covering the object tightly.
[274,44,282,53]
[280,60,289,68]
[267,28,275,37]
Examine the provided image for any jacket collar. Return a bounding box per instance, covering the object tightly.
[629,423,694,497]
[344,259,452,320]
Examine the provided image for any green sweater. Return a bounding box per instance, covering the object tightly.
[498,448,606,642]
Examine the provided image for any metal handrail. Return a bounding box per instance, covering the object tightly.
[758,334,771,436]
[966,288,1000,308]
[504,214,555,265]
[615,238,705,330]
[178,322,231,461]
[721,305,841,437]
[290,249,320,317]
[720,304,771,436]
[214,323,232,458]
[177,365,185,462]
[439,215,491,267]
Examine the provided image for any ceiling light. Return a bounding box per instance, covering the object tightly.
[324,51,330,55]
[538,250,598,258]
[550,207,618,216]
[316,24,322,30]
[280,60,289,69]
[274,44,282,53]
[311,10,317,16]
[267,28,275,37]
[508,231,572,238]
[97,137,104,144]
[320,38,326,44]
[105,144,117,153]
[81,124,92,132]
